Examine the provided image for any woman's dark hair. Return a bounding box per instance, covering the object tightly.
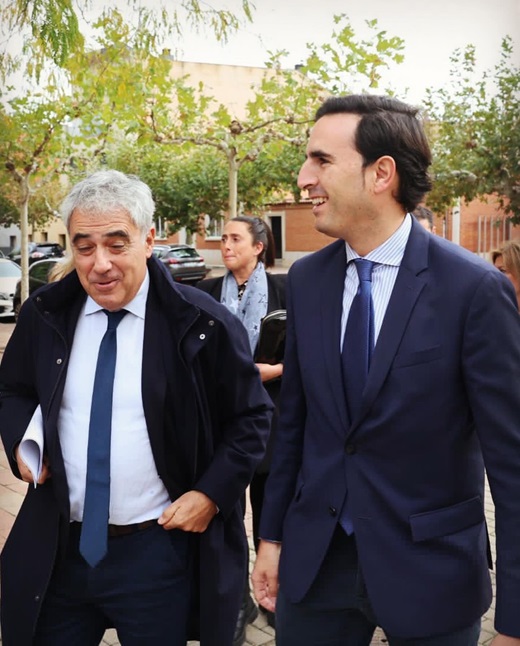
[231,216,276,268]
[315,95,433,213]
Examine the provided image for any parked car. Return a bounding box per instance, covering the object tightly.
[157,244,209,285]
[8,242,65,265]
[12,258,62,321]
[0,258,22,319]
[152,244,171,259]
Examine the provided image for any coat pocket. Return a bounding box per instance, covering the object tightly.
[393,345,442,369]
[409,495,484,542]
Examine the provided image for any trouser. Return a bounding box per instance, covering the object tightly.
[276,526,480,646]
[34,521,193,646]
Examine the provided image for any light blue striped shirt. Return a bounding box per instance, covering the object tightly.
[341,214,412,350]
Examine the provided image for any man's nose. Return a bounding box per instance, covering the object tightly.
[297,160,315,191]
[92,248,112,272]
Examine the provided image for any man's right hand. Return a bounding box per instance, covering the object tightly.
[251,539,282,612]
[15,446,51,485]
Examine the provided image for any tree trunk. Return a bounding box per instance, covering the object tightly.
[19,177,30,304]
[228,150,238,219]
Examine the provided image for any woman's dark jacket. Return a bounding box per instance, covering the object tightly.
[198,271,286,472]
[0,256,272,646]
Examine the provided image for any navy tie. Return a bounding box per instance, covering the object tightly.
[80,309,127,568]
[340,259,374,535]
[342,259,375,422]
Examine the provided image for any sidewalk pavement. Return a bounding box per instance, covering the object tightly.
[0,320,498,646]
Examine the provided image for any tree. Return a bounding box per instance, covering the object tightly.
[425,37,520,223]
[107,136,301,236]
[0,0,253,70]
[141,14,405,222]
[0,8,183,300]
[0,0,254,300]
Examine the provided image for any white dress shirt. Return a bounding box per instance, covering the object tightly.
[58,271,171,524]
[341,213,412,350]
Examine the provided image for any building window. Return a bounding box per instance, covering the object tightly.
[205,214,225,241]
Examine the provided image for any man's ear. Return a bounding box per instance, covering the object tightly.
[145,227,156,257]
[372,155,397,195]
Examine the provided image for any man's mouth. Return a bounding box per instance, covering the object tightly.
[311,197,328,207]
[94,278,117,289]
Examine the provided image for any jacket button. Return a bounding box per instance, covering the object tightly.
[56,358,62,365]
[34,594,41,601]
[345,443,356,455]
[199,333,206,340]
[208,320,215,326]
[329,506,337,516]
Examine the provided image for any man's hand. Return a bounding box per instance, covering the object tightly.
[15,446,51,485]
[491,634,520,646]
[158,490,217,532]
[255,362,283,383]
[251,539,282,612]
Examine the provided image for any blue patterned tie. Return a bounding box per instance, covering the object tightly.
[340,259,374,534]
[342,259,375,421]
[80,309,127,567]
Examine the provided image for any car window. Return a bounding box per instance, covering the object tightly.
[153,247,169,258]
[0,261,22,277]
[30,261,56,282]
[35,244,62,253]
[168,248,201,259]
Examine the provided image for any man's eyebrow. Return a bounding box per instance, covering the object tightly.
[72,230,130,244]
[308,149,334,162]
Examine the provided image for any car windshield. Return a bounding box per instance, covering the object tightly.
[0,261,22,277]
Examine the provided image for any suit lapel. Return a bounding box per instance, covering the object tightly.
[352,222,430,429]
[142,292,169,478]
[319,241,351,432]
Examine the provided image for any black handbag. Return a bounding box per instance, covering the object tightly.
[254,309,287,364]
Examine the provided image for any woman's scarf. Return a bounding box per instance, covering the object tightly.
[221,262,268,355]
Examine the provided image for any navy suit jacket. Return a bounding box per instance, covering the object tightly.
[260,219,520,638]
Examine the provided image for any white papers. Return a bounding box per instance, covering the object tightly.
[18,405,44,487]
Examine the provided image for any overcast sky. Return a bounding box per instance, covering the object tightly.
[175,0,520,103]
[2,0,519,104]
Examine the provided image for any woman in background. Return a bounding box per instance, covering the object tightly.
[198,216,286,643]
[497,241,520,309]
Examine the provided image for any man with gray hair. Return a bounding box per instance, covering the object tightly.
[0,169,272,646]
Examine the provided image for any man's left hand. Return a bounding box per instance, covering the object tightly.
[158,490,217,532]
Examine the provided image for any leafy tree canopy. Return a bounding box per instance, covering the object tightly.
[425,37,520,222]
[0,0,254,74]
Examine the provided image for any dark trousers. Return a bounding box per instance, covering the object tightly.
[249,471,268,553]
[34,522,193,646]
[276,526,481,646]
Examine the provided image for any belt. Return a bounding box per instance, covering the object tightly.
[107,519,157,537]
[71,519,157,538]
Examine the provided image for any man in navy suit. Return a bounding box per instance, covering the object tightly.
[252,94,520,646]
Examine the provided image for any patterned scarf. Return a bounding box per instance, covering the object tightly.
[221,262,268,355]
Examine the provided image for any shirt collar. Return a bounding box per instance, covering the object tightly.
[85,270,150,320]
[345,213,412,267]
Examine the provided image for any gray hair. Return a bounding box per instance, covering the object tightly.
[60,170,155,235]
